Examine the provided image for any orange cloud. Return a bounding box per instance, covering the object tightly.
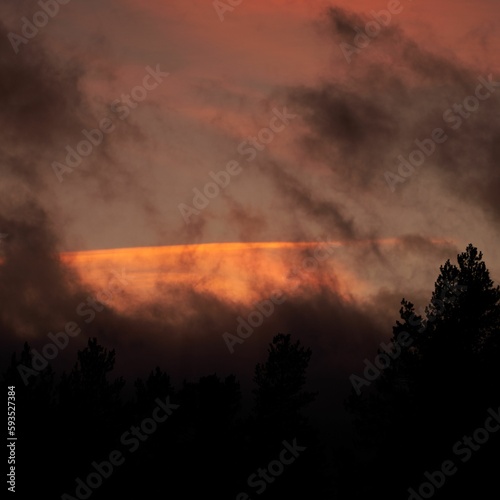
[59,237,455,316]
[60,241,368,311]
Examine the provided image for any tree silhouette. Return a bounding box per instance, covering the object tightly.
[346,244,500,498]
[248,334,327,497]
[60,337,125,413]
[57,337,126,485]
[134,366,174,414]
[253,333,316,432]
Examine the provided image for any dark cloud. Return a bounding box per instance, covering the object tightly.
[0,21,89,189]
[286,7,500,223]
[0,16,163,358]
[0,19,92,344]
[257,159,357,240]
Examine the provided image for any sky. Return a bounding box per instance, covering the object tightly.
[1,0,500,414]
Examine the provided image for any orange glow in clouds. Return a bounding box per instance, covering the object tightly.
[61,241,369,311]
[61,238,455,312]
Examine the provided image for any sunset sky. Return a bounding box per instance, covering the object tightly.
[1,0,500,389]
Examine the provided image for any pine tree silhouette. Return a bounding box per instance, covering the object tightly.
[346,244,500,499]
